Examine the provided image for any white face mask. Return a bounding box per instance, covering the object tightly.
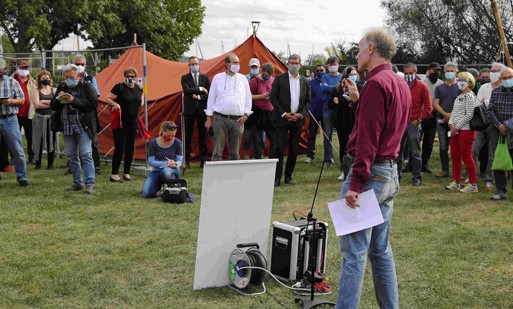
[457,81,469,91]
[76,65,85,74]
[328,65,339,74]
[490,72,500,83]
[17,69,29,77]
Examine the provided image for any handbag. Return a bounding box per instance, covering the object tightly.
[469,104,490,131]
[492,136,513,170]
[110,108,122,129]
[161,179,188,204]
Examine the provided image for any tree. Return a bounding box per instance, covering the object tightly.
[381,0,513,64]
[324,41,359,65]
[0,0,205,60]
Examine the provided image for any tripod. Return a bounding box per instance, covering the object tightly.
[295,158,335,308]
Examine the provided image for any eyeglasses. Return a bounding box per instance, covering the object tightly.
[316,70,324,72]
[168,126,178,130]
[18,66,29,70]
[125,75,136,78]
[75,63,85,66]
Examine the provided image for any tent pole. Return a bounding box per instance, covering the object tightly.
[143,43,149,169]
[491,0,513,67]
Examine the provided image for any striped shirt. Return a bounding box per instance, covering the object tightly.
[487,87,513,128]
[148,138,183,171]
[0,76,25,116]
[449,92,479,130]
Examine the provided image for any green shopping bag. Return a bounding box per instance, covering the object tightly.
[492,136,513,170]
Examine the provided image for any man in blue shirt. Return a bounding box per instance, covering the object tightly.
[320,56,342,167]
[0,58,28,186]
[304,64,326,163]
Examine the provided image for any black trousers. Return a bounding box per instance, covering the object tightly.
[421,115,437,167]
[274,123,301,180]
[18,116,34,157]
[184,109,207,164]
[0,134,9,169]
[111,128,137,175]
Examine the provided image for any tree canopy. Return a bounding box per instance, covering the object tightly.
[0,0,205,60]
[381,0,513,64]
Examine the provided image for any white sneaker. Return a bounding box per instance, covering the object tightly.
[338,172,345,181]
[459,184,478,193]
[304,157,313,163]
[485,182,493,190]
[463,178,469,184]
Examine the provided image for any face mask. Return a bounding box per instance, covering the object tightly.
[250,69,259,76]
[40,79,50,86]
[230,64,240,74]
[162,134,173,142]
[288,64,299,74]
[490,72,500,83]
[125,77,135,85]
[190,65,199,73]
[428,72,439,83]
[17,69,29,77]
[65,78,79,88]
[502,79,513,88]
[262,74,270,81]
[328,65,339,73]
[76,65,85,74]
[348,75,358,83]
[404,74,416,83]
[445,72,456,80]
[479,78,490,84]
[457,81,468,90]
[316,72,325,79]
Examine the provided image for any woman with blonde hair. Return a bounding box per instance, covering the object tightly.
[446,71,480,193]
[30,70,57,169]
[142,121,183,198]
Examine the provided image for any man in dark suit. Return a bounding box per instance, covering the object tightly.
[270,54,311,187]
[181,56,211,168]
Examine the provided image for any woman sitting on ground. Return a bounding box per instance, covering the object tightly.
[142,121,183,198]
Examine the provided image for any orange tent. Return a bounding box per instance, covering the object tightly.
[96,35,307,161]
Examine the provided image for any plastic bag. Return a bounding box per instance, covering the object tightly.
[492,136,513,170]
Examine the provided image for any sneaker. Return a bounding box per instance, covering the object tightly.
[2,166,15,173]
[85,184,95,194]
[463,178,469,184]
[459,183,478,193]
[323,159,334,168]
[18,179,28,187]
[338,171,345,181]
[304,157,313,164]
[244,154,250,160]
[95,167,102,175]
[412,179,422,186]
[445,181,461,191]
[485,182,493,190]
[490,193,507,200]
[436,171,449,178]
[65,183,84,191]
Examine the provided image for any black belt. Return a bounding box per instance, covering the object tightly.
[214,112,242,120]
[0,114,13,118]
[373,157,395,166]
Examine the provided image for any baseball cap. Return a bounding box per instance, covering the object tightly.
[249,58,260,67]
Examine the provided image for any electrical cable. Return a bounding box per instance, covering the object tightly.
[266,289,292,309]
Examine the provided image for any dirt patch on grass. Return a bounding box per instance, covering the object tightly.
[17,223,50,234]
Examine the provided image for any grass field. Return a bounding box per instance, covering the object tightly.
[0,143,512,308]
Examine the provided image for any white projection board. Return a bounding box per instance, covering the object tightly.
[193,159,277,290]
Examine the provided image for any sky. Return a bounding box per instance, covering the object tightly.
[55,0,388,61]
[185,0,387,60]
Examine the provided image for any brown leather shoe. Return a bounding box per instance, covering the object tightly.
[436,171,449,178]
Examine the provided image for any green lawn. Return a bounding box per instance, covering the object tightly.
[0,143,512,308]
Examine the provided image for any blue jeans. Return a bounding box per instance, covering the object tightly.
[337,163,399,309]
[64,132,95,186]
[0,115,27,180]
[323,108,335,161]
[142,167,180,198]
[437,122,450,173]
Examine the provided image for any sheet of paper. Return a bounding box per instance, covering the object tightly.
[327,190,384,236]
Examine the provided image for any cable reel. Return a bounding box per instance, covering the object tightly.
[228,242,267,295]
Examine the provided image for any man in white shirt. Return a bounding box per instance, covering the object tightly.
[205,53,252,161]
[473,62,505,190]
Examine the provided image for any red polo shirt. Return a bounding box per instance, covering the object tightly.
[347,63,411,193]
[14,76,30,117]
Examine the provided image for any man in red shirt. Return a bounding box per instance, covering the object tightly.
[336,28,411,309]
[13,59,37,164]
[398,63,433,186]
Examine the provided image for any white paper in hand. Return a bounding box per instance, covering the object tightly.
[327,190,384,236]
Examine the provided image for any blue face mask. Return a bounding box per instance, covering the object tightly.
[348,75,358,83]
[404,74,416,83]
[65,78,79,88]
[445,72,456,80]
[250,69,259,76]
[316,72,325,79]
[262,73,270,81]
[230,64,240,74]
[502,79,513,88]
